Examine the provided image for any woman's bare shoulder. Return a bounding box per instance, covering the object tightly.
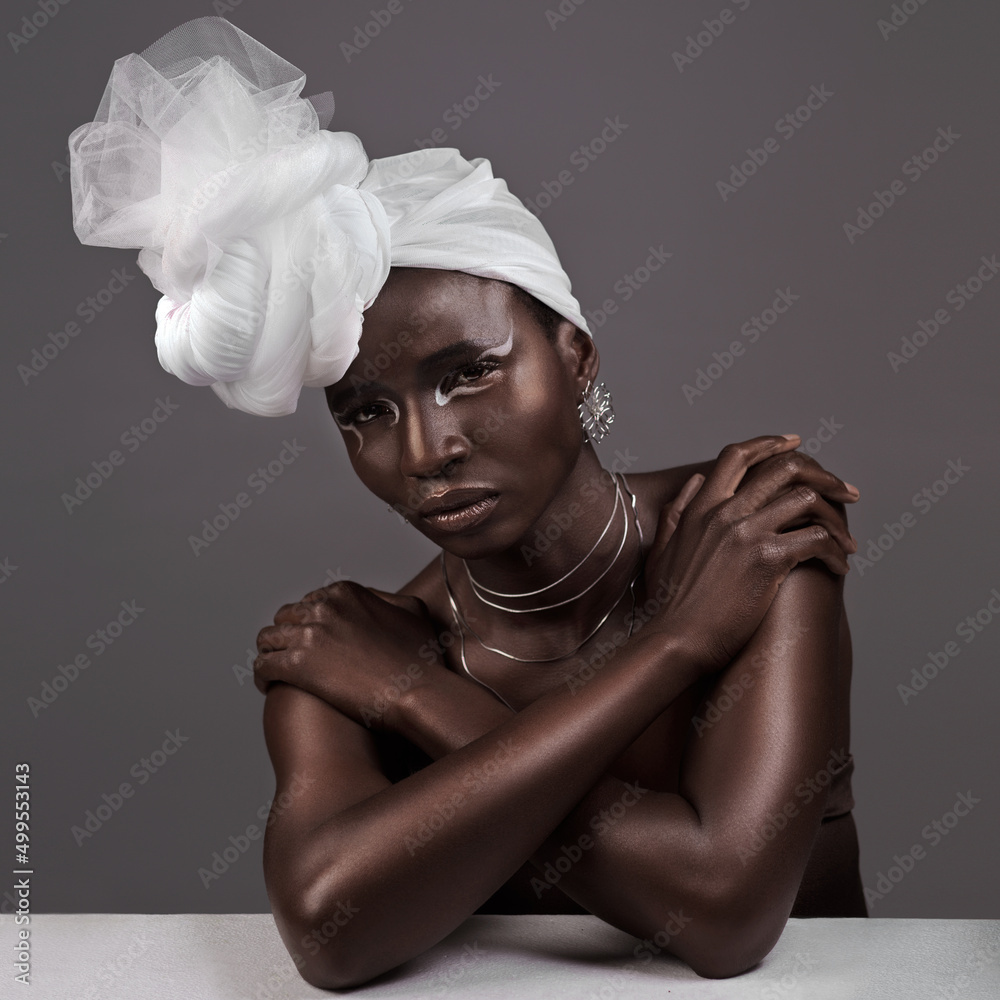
[622,459,717,537]
[393,553,453,629]
[396,556,441,601]
[626,460,717,503]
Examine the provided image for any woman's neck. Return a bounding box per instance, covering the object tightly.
[444,445,645,647]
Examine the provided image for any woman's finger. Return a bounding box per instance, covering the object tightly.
[729,450,860,517]
[253,654,273,695]
[670,472,706,528]
[687,434,803,510]
[256,623,293,653]
[763,522,852,576]
[646,473,705,570]
[253,647,289,694]
[740,488,857,557]
[273,601,315,625]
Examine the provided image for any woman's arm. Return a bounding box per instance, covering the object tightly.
[263,623,705,989]
[257,436,857,986]
[548,559,847,974]
[390,475,858,965]
[391,558,848,976]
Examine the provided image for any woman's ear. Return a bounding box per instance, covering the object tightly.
[554,319,600,391]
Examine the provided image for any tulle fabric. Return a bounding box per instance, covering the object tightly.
[69,16,589,417]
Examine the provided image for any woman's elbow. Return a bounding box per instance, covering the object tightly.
[653,877,789,979]
[298,953,375,992]
[273,890,382,990]
[683,925,781,979]
[677,915,786,979]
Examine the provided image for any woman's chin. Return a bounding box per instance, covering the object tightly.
[421,514,533,562]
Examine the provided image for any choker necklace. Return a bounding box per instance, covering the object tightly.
[463,476,629,613]
[441,473,646,701]
[464,475,624,600]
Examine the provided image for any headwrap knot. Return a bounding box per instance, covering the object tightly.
[69,16,590,416]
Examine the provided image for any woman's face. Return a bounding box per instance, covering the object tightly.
[324,267,597,559]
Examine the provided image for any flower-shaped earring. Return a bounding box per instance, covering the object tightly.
[578,379,614,444]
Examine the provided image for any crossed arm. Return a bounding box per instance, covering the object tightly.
[261,558,847,988]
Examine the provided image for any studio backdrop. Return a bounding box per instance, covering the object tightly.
[2,0,997,918]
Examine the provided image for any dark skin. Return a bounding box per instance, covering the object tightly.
[254,267,866,989]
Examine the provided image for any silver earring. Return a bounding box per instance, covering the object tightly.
[579,379,614,444]
[387,503,410,525]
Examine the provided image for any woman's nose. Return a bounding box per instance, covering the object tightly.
[397,405,471,480]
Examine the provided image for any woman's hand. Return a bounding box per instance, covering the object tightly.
[253,581,450,731]
[642,433,859,675]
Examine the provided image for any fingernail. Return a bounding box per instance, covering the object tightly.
[781,433,800,440]
[844,482,861,496]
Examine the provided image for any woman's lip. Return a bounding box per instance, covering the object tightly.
[418,487,498,516]
[418,493,500,532]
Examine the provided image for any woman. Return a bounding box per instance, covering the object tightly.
[67,15,863,990]
[253,265,864,988]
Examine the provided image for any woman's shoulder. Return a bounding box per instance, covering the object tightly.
[393,546,460,635]
[395,553,443,605]
[619,459,717,540]
[625,458,717,502]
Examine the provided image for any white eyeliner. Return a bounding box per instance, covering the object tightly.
[434,320,514,407]
[334,400,399,451]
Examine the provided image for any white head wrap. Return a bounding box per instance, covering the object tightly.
[68,16,591,417]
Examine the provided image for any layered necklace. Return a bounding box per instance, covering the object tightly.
[441,472,645,708]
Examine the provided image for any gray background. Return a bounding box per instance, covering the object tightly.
[2,0,997,919]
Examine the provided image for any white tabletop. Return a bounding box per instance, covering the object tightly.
[3,913,999,999]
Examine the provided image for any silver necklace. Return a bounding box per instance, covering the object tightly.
[463,475,624,600]
[463,477,630,613]
[441,473,646,707]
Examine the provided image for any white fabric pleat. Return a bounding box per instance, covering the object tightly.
[69,16,590,417]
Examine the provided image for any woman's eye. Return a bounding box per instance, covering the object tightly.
[440,360,500,396]
[354,403,391,425]
[339,402,393,426]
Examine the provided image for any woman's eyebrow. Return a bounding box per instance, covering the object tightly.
[419,323,515,376]
[328,323,515,409]
[418,339,495,374]
[327,378,390,411]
